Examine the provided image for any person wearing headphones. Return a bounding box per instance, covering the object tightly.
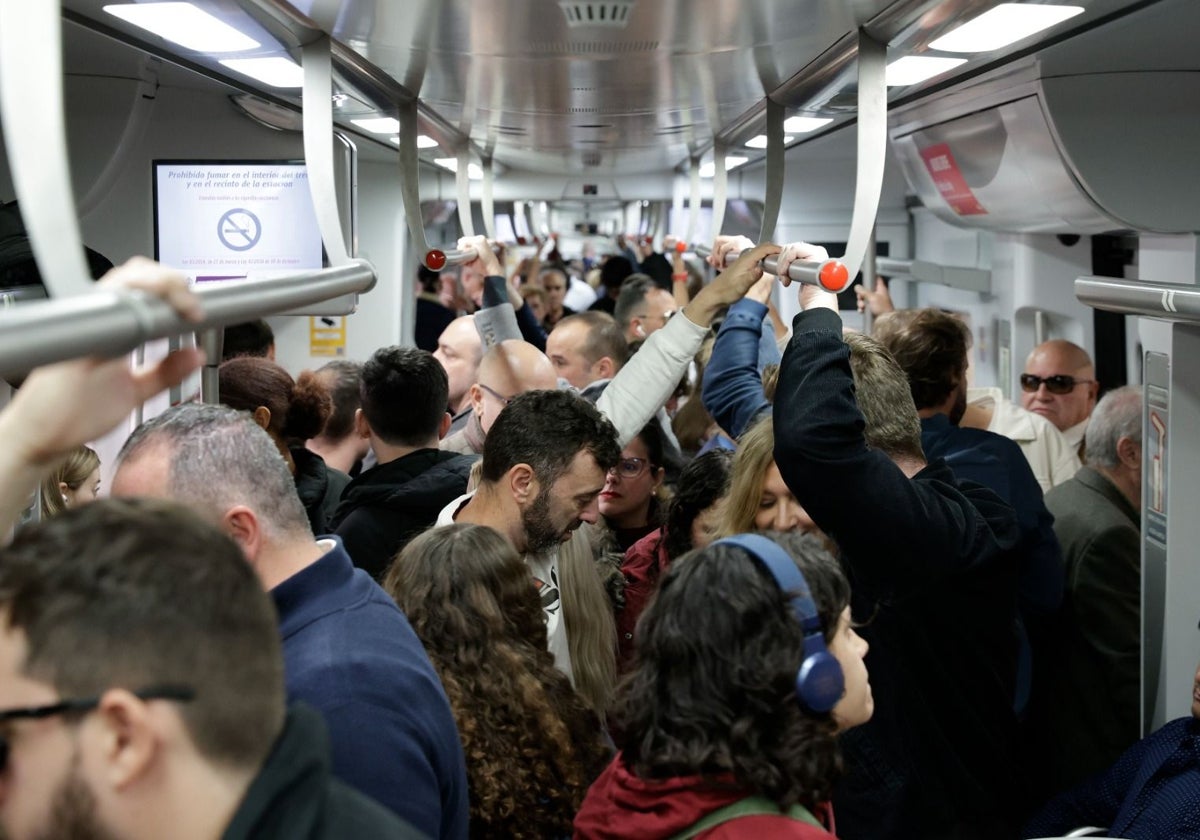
[574,531,871,838]
[613,274,676,345]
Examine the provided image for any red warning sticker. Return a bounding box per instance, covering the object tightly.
[920,143,987,216]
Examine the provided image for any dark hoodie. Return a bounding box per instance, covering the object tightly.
[573,755,835,839]
[291,447,351,536]
[330,448,477,579]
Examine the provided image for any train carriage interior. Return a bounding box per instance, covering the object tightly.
[1,0,1199,836]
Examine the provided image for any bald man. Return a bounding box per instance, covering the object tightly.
[440,340,559,456]
[433,315,484,418]
[1021,340,1100,454]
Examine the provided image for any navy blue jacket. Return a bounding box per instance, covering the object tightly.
[271,538,469,839]
[921,414,1064,620]
[700,298,779,439]
[1025,717,1200,839]
[774,307,1022,840]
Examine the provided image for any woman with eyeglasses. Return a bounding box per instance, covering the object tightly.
[598,421,668,553]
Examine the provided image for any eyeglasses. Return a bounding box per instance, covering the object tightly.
[1019,373,1096,395]
[0,685,194,770]
[635,310,676,324]
[608,457,652,479]
[478,383,516,406]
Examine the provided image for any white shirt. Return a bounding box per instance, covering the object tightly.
[968,387,1081,492]
[1063,418,1090,455]
[563,277,598,312]
[436,493,572,679]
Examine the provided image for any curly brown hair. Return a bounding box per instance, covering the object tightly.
[384,524,611,837]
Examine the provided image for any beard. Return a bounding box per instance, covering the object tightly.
[522,486,567,555]
[947,380,968,426]
[28,758,120,840]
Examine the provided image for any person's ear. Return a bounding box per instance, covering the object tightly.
[354,408,371,440]
[1117,436,1141,470]
[595,357,615,380]
[252,406,271,431]
[508,463,538,504]
[634,322,646,338]
[469,384,485,418]
[92,689,163,791]
[438,412,452,440]
[221,505,264,563]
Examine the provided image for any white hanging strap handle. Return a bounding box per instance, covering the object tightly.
[710,142,730,241]
[301,36,351,267]
[693,244,851,293]
[456,145,475,237]
[685,155,702,250]
[0,0,92,297]
[481,155,497,240]
[837,29,888,283]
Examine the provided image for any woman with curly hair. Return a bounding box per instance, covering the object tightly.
[575,532,872,838]
[219,355,349,534]
[386,523,611,838]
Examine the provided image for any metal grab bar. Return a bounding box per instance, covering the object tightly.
[876,257,991,294]
[693,244,851,293]
[0,262,375,380]
[424,247,478,272]
[1076,275,1200,323]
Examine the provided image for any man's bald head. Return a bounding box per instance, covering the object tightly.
[470,340,559,434]
[1021,339,1098,432]
[434,315,483,414]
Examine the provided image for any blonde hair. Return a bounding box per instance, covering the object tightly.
[719,415,776,536]
[40,445,100,518]
[559,525,618,719]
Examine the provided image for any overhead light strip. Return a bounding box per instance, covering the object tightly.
[930,3,1085,53]
[102,2,259,52]
[885,56,967,87]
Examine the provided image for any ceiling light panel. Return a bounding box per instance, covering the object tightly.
[699,156,748,177]
[219,57,304,89]
[929,4,1085,53]
[783,116,833,133]
[885,56,967,87]
[103,2,259,52]
[745,134,795,148]
[351,117,401,134]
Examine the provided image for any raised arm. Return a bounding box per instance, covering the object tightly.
[0,258,205,537]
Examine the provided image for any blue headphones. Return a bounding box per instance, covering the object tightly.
[713,534,844,714]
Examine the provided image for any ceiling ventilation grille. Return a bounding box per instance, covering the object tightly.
[582,150,604,167]
[529,39,658,55]
[558,2,636,29]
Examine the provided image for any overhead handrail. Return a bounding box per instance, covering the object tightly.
[693,244,851,293]
[0,264,376,381]
[0,0,93,297]
[876,257,991,294]
[1076,275,1200,323]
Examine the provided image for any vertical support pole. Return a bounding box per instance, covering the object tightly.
[199,329,223,405]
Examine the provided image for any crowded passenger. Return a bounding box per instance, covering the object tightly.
[588,255,634,315]
[598,421,668,552]
[0,498,424,840]
[762,238,1023,839]
[218,356,350,535]
[721,416,819,537]
[575,532,872,838]
[1033,385,1144,793]
[330,346,476,580]
[545,310,629,391]
[111,403,469,839]
[618,448,733,671]
[38,443,100,518]
[1024,658,1200,840]
[440,339,559,456]
[386,524,611,837]
[305,360,370,476]
[613,273,676,344]
[540,265,575,331]
[415,263,457,353]
[873,307,1064,712]
[433,314,484,428]
[1022,339,1100,455]
[221,317,275,361]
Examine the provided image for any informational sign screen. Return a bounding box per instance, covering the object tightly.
[153,161,323,280]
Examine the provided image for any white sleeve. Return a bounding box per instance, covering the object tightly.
[597,311,708,447]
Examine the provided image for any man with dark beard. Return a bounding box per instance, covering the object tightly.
[874,307,1064,716]
[0,498,422,840]
[436,389,621,676]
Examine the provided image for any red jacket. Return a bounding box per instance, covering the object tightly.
[574,754,837,839]
[618,528,672,671]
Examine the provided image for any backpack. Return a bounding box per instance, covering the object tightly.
[670,795,824,839]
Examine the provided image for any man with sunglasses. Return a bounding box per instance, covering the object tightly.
[0,498,422,840]
[1021,340,1100,454]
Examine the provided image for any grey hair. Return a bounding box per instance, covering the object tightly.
[1084,385,1142,470]
[117,403,312,540]
[613,274,656,331]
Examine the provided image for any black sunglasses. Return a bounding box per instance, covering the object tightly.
[0,685,194,770]
[1019,373,1096,395]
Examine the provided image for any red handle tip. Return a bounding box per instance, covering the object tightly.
[425,250,447,271]
[674,241,686,253]
[819,262,850,292]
